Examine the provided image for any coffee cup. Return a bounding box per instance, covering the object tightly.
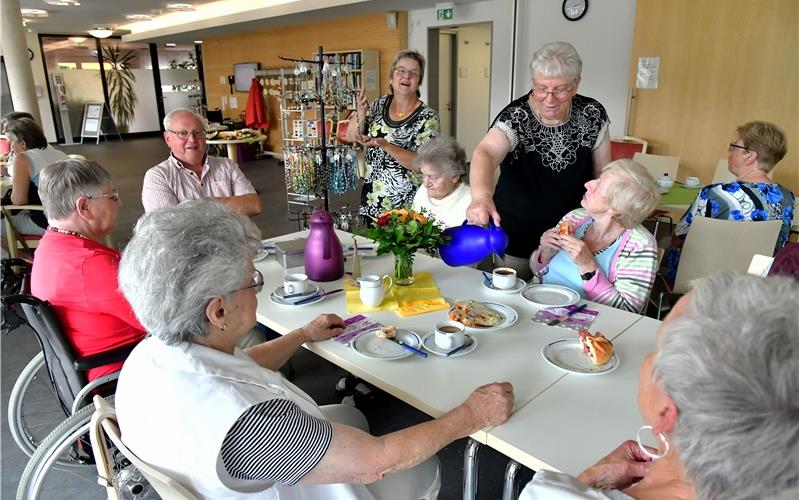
[492,267,517,289]
[685,176,700,187]
[357,274,393,307]
[283,273,310,295]
[434,321,466,350]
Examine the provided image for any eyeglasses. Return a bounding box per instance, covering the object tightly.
[531,83,574,100]
[230,270,264,294]
[87,190,120,202]
[394,68,420,80]
[167,129,205,139]
[728,143,754,153]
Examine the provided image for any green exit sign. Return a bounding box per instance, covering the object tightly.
[437,8,453,20]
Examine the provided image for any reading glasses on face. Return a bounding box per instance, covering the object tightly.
[167,129,205,139]
[532,85,573,100]
[394,68,420,79]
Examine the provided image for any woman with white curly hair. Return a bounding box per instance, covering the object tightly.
[520,271,799,499]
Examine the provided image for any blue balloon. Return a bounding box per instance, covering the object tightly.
[439,220,509,267]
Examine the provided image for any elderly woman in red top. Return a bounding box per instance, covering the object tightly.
[30,159,145,381]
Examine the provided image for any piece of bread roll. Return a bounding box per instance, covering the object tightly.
[578,330,614,366]
[558,220,574,236]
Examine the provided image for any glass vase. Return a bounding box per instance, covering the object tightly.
[393,252,415,286]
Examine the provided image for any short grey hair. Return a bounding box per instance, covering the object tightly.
[38,159,112,220]
[413,137,467,180]
[529,41,583,82]
[163,107,206,131]
[119,200,262,345]
[655,272,799,500]
[602,159,659,228]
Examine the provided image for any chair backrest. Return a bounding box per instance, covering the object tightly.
[711,159,736,183]
[10,295,88,411]
[632,152,680,180]
[674,217,783,294]
[90,395,200,500]
[1,204,46,258]
[610,136,648,161]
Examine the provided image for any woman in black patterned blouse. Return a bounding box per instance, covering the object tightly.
[467,41,611,280]
[348,50,440,219]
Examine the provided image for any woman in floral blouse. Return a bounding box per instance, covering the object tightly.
[665,121,796,282]
[349,50,439,219]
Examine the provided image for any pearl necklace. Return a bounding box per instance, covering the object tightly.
[48,226,90,240]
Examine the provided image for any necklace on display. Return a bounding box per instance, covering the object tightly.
[48,226,90,240]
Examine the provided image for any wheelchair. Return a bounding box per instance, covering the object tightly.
[2,291,148,499]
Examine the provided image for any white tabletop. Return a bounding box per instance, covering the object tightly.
[485,316,659,475]
[255,230,645,450]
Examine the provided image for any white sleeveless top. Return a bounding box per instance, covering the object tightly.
[15,146,68,185]
[115,336,374,500]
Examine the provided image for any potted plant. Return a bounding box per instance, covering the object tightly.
[365,207,450,285]
[102,45,137,132]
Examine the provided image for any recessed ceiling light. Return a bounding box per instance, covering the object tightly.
[20,8,48,17]
[194,40,203,44]
[165,43,177,47]
[44,0,80,6]
[68,36,88,43]
[165,3,195,12]
[125,14,153,20]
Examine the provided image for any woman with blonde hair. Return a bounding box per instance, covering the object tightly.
[530,159,659,312]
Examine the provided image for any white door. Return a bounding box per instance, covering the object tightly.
[438,32,456,137]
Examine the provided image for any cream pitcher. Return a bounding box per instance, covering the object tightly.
[357,274,393,307]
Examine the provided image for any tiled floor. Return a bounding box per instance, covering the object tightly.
[1,136,532,498]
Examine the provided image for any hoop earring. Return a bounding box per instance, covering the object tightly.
[636,425,669,460]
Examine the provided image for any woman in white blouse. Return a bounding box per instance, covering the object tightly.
[411,136,472,228]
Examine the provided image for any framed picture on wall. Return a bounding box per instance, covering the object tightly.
[234,62,260,92]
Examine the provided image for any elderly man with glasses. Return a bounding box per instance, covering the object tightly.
[142,107,262,215]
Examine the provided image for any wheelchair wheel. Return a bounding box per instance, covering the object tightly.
[16,396,157,500]
[8,352,70,458]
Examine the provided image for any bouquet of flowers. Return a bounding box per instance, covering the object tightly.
[365,207,450,285]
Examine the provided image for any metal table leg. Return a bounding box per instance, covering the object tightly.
[502,459,522,500]
[463,438,480,500]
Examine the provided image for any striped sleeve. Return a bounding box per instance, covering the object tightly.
[583,226,658,313]
[220,399,333,486]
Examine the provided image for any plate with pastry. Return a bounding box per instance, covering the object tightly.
[521,284,580,308]
[447,299,518,332]
[542,331,618,375]
[351,326,423,360]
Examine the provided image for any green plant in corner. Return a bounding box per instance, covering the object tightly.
[101,45,137,132]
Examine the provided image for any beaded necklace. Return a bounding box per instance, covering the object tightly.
[48,226,90,240]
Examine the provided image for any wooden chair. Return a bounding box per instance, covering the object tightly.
[632,152,680,181]
[1,204,45,258]
[653,217,782,318]
[610,136,647,161]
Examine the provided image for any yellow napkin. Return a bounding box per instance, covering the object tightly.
[345,272,450,317]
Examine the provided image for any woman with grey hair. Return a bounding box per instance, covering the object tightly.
[348,49,440,219]
[115,199,514,499]
[29,159,145,382]
[467,41,611,280]
[530,159,659,312]
[520,271,799,499]
[411,136,472,228]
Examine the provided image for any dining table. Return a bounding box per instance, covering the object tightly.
[206,135,266,164]
[253,229,660,500]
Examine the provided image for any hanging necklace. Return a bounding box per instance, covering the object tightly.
[48,226,90,240]
[529,97,572,126]
[394,98,417,118]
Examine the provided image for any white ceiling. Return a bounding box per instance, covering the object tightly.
[20,0,480,43]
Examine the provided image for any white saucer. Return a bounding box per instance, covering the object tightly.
[542,338,619,375]
[351,329,422,360]
[272,284,320,301]
[421,333,477,357]
[269,286,324,306]
[481,278,525,294]
[521,284,580,308]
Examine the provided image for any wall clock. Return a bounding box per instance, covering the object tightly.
[563,0,588,21]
